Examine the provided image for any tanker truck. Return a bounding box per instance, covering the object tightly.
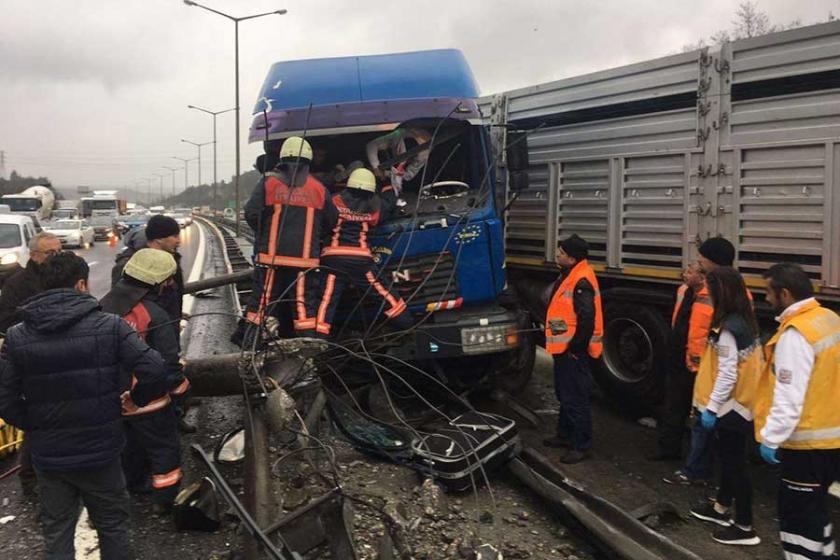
[1,185,55,222]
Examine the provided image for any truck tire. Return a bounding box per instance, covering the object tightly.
[593,302,668,412]
[489,331,536,394]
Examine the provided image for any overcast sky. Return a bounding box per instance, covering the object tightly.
[1,0,837,194]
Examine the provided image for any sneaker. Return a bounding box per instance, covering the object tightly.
[712,524,761,546]
[663,470,708,486]
[689,502,732,527]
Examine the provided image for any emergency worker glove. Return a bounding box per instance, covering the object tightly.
[759,443,780,465]
[699,409,717,431]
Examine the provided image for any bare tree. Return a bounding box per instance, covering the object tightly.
[734,1,770,38]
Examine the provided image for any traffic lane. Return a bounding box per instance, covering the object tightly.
[75,223,200,299]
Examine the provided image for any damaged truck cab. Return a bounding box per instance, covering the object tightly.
[249,49,535,391]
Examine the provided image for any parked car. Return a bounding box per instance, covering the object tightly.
[46,219,95,249]
[0,214,38,284]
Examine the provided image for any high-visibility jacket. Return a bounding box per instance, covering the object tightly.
[121,302,172,417]
[321,191,381,259]
[683,285,714,372]
[754,299,840,449]
[693,319,763,420]
[248,173,337,269]
[545,259,603,358]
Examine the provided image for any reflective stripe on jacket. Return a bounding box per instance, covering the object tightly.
[121,302,171,417]
[545,260,603,358]
[754,300,840,449]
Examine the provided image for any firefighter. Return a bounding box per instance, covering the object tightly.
[100,248,186,514]
[315,168,412,336]
[542,234,603,464]
[236,136,338,344]
[754,263,840,558]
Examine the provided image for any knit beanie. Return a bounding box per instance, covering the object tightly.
[559,234,589,261]
[145,215,180,241]
[698,237,735,267]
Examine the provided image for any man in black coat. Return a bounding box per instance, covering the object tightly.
[0,232,62,335]
[0,252,166,560]
[112,215,184,324]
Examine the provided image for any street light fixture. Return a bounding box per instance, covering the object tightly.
[183,0,287,234]
[172,156,197,189]
[180,139,211,187]
[188,104,235,211]
[163,166,181,198]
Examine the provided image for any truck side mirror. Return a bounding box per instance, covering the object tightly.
[509,170,530,191]
[506,131,529,172]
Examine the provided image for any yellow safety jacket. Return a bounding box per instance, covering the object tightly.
[693,323,763,420]
[545,260,603,358]
[754,299,840,449]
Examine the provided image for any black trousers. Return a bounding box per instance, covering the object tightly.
[245,265,323,337]
[657,363,695,456]
[553,351,593,451]
[36,458,132,560]
[778,448,840,559]
[122,406,182,505]
[715,417,753,527]
[318,256,411,336]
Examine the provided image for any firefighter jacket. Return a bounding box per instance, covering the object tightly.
[322,190,395,259]
[672,283,714,372]
[754,299,840,450]
[245,172,338,269]
[0,289,165,471]
[545,260,603,358]
[101,279,187,414]
[693,315,763,421]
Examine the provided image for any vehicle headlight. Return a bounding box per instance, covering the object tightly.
[1,253,19,265]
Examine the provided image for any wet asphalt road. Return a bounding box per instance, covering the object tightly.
[75,223,200,299]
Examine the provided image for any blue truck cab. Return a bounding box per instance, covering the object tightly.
[249,49,534,390]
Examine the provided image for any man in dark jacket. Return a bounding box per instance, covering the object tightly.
[0,232,62,335]
[0,231,62,496]
[0,252,166,560]
[101,248,186,513]
[112,215,184,324]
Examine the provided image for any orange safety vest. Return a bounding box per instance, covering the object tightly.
[685,285,714,372]
[545,260,603,358]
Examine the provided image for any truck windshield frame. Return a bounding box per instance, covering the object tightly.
[2,198,41,212]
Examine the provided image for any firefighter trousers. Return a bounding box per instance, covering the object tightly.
[777,448,840,559]
[317,255,411,336]
[245,265,323,337]
[121,405,182,505]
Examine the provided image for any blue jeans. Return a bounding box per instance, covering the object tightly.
[553,352,593,451]
[683,414,713,480]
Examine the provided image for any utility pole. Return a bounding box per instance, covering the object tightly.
[172,156,197,190]
[0,151,6,179]
[188,105,235,210]
[181,139,211,187]
[153,173,166,203]
[163,166,181,198]
[183,0,287,235]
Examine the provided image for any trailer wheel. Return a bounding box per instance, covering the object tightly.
[593,302,667,412]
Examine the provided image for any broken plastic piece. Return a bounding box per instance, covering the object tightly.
[173,477,221,532]
[214,427,246,464]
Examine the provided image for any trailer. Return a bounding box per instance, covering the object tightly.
[487,20,840,408]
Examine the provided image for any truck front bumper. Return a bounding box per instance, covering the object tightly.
[395,304,522,360]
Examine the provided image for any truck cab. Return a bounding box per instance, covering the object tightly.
[249,49,535,390]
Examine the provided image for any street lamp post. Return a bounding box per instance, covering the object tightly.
[181,139,211,187]
[153,173,166,203]
[137,179,152,207]
[163,166,181,198]
[183,0,287,234]
[172,156,197,190]
[188,105,235,211]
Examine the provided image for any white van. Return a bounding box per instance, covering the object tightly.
[0,214,37,281]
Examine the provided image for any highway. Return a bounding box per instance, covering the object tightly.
[76,222,201,299]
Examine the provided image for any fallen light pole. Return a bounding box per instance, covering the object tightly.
[182,269,253,295]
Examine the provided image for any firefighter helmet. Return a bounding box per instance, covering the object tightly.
[124,248,177,286]
[346,168,377,193]
[278,136,313,162]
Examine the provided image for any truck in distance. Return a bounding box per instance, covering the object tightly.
[1,185,55,222]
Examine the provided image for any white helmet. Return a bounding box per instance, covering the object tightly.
[346,168,376,193]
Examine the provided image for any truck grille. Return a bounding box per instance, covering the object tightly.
[378,252,459,307]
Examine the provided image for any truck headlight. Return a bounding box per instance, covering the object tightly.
[460,324,519,355]
[0,253,18,265]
